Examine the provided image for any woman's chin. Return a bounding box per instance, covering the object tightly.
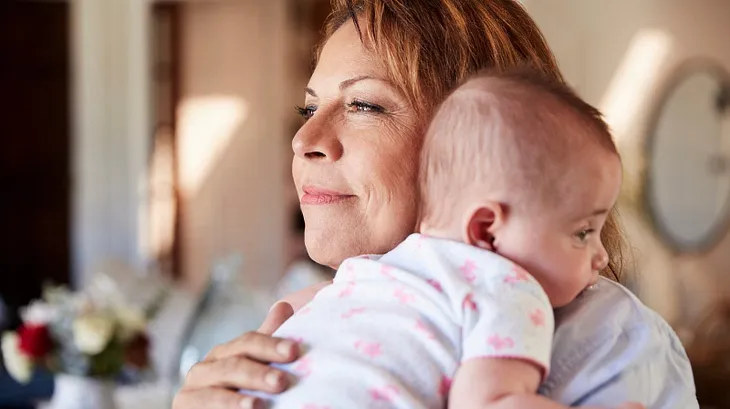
[304,231,354,269]
[306,250,345,270]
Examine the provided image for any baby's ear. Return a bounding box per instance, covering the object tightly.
[462,202,505,251]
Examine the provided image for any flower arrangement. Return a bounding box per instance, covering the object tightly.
[1,284,161,384]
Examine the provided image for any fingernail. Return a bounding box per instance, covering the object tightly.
[276,340,294,357]
[239,396,257,409]
[269,301,282,313]
[265,370,283,387]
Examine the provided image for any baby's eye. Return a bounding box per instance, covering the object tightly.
[576,228,595,242]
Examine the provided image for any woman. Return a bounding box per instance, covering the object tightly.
[173,1,697,408]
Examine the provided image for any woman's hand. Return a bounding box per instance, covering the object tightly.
[172,303,297,409]
[172,281,331,409]
[278,279,333,313]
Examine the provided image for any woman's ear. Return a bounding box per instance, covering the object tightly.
[463,202,505,251]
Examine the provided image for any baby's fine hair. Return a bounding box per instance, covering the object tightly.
[419,67,619,229]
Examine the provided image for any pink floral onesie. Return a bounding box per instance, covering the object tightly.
[247,234,553,408]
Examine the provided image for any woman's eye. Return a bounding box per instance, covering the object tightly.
[346,100,385,114]
[295,105,316,120]
[576,228,595,242]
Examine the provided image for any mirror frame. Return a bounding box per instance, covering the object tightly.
[642,58,730,254]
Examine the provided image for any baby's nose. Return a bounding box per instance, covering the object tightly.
[592,245,609,272]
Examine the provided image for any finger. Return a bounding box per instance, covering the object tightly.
[185,356,289,393]
[205,331,298,363]
[258,302,295,335]
[172,387,263,409]
[281,280,332,312]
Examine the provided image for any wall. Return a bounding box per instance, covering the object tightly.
[525,0,730,325]
[71,0,151,286]
[177,0,289,292]
[71,0,298,293]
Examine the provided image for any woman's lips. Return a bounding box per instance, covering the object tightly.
[300,186,356,205]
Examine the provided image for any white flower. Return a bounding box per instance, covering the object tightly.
[71,294,94,315]
[20,301,59,326]
[114,306,147,341]
[73,313,114,355]
[1,332,33,383]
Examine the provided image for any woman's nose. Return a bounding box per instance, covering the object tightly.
[292,116,343,161]
[592,244,609,272]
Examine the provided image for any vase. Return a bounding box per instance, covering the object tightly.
[46,374,117,409]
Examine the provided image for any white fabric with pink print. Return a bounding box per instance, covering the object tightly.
[247,234,554,408]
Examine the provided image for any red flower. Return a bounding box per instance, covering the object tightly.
[18,324,52,359]
[124,333,151,369]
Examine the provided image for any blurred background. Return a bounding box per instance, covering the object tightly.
[0,0,729,408]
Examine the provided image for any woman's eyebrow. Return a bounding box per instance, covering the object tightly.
[339,75,375,91]
[305,75,394,98]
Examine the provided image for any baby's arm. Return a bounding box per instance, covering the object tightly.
[449,358,569,409]
[452,259,560,408]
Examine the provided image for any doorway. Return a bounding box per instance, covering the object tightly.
[0,1,71,327]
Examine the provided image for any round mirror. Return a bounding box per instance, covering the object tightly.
[646,61,730,252]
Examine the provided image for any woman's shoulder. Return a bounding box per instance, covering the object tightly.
[543,277,698,407]
[553,276,668,337]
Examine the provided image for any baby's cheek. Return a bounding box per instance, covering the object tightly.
[525,250,574,306]
[552,259,593,307]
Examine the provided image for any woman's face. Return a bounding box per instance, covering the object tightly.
[292,21,423,268]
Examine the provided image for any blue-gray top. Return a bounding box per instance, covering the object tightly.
[544,277,698,408]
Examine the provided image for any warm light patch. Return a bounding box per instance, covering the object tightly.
[148,126,176,264]
[600,29,674,144]
[177,96,248,195]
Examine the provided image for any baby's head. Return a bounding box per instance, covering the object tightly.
[419,68,622,307]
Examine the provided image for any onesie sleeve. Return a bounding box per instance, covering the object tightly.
[460,264,555,379]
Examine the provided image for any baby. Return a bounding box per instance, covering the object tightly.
[249,68,623,408]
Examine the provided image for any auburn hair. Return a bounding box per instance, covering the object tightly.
[318,0,626,282]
